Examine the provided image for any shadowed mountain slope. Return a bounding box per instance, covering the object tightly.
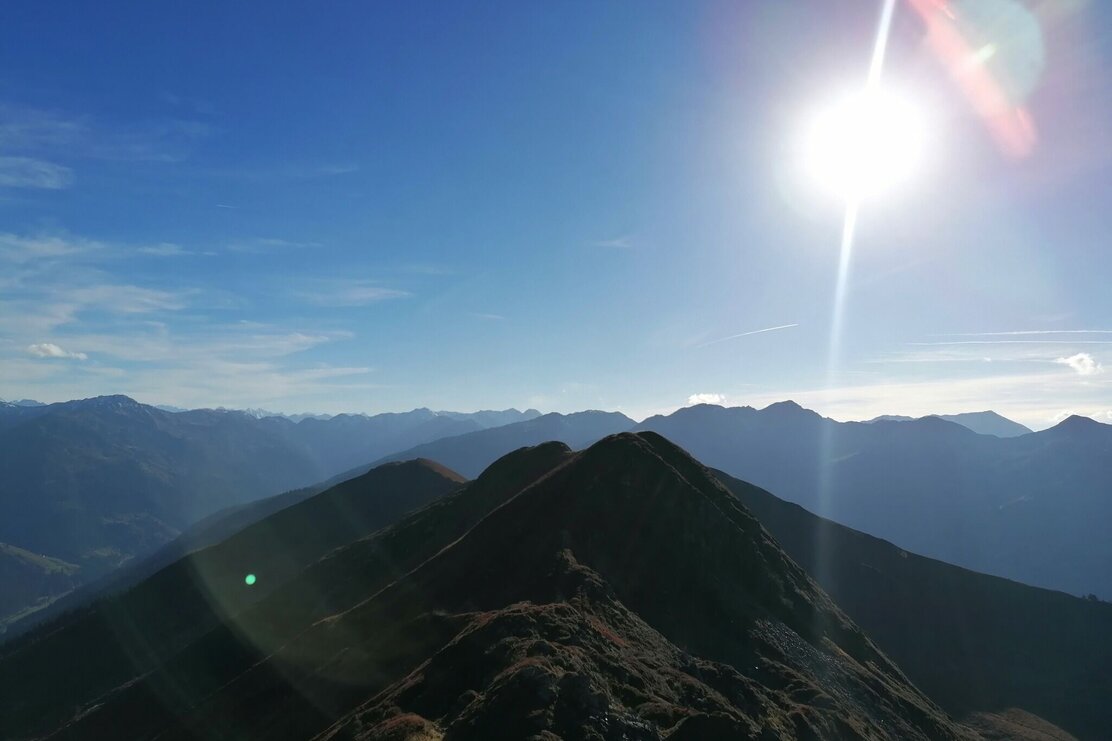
[0,458,466,738]
[0,396,535,629]
[637,403,1112,597]
[0,543,79,626]
[714,469,1112,740]
[19,434,972,740]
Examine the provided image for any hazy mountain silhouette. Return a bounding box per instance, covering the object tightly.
[637,403,1112,597]
[715,469,1112,739]
[867,410,1031,437]
[0,396,538,628]
[370,409,637,477]
[0,398,45,407]
[1,434,973,740]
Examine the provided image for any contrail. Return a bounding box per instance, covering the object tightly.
[698,323,799,348]
[932,330,1112,337]
[911,340,1112,346]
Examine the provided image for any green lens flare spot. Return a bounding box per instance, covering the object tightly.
[244,573,257,586]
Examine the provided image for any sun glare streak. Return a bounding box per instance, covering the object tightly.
[816,0,898,592]
[826,0,897,384]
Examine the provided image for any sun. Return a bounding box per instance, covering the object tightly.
[803,88,927,201]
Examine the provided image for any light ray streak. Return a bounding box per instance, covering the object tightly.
[827,0,897,376]
[817,0,899,595]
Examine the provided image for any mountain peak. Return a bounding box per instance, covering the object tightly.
[1049,414,1105,433]
[761,399,823,421]
[308,431,966,739]
[68,394,145,412]
[380,457,468,484]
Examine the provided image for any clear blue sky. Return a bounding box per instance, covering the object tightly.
[1,1,1109,428]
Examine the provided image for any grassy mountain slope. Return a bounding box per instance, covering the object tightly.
[715,469,1112,739]
[20,435,969,740]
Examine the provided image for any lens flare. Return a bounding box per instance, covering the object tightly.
[909,0,1043,158]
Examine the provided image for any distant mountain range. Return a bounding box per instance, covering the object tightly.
[3,393,1106,639]
[0,396,540,628]
[371,409,637,477]
[637,402,1112,598]
[0,398,45,407]
[866,410,1032,437]
[4,434,1099,738]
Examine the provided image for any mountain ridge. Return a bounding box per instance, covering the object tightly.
[636,403,1112,597]
[21,433,971,740]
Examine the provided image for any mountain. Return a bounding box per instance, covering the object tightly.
[637,403,1112,597]
[371,409,636,477]
[0,543,79,626]
[0,398,52,431]
[0,457,466,739]
[0,398,45,407]
[0,396,538,629]
[0,434,973,740]
[867,410,1032,437]
[0,395,320,575]
[434,407,543,428]
[714,468,1112,739]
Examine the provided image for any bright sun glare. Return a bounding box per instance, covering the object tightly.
[804,88,926,200]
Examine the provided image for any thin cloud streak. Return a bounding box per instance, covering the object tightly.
[592,235,634,249]
[933,330,1112,336]
[697,323,799,348]
[910,340,1112,345]
[0,156,74,189]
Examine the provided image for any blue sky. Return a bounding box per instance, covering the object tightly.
[1,1,1109,428]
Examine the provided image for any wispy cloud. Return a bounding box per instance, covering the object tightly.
[592,235,635,249]
[62,326,352,363]
[159,91,217,117]
[910,340,1112,346]
[136,243,190,257]
[933,330,1112,337]
[26,342,86,360]
[67,284,192,314]
[697,323,799,348]
[296,279,410,307]
[0,232,102,262]
[0,103,84,150]
[0,232,201,262]
[208,162,360,180]
[470,312,505,321]
[227,237,323,253]
[0,101,211,163]
[1056,352,1102,376]
[0,156,74,189]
